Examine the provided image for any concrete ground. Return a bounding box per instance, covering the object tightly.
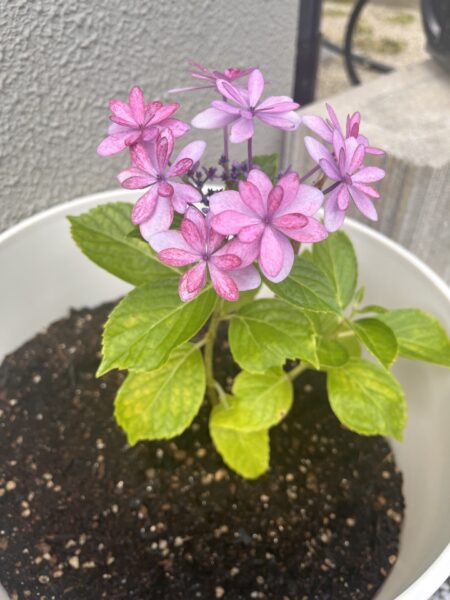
[316,0,428,99]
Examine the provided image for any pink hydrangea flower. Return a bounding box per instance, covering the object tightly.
[192,69,301,143]
[209,169,327,282]
[118,129,206,240]
[305,131,385,231]
[97,86,190,156]
[169,61,254,93]
[302,103,383,155]
[150,207,261,302]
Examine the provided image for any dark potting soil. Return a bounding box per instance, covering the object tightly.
[0,302,404,600]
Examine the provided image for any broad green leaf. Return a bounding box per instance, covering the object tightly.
[267,256,341,314]
[252,153,278,180]
[317,338,349,368]
[338,332,362,359]
[312,231,357,309]
[211,369,293,432]
[223,287,260,315]
[68,202,178,286]
[351,317,398,368]
[115,344,205,444]
[229,299,318,372]
[210,408,269,479]
[378,309,450,367]
[98,279,216,375]
[327,358,407,440]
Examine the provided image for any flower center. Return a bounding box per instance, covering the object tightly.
[344,174,352,186]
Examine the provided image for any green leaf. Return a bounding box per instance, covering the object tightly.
[223,287,260,315]
[317,338,349,367]
[358,304,388,314]
[98,279,216,375]
[378,309,450,367]
[68,202,178,286]
[211,369,293,432]
[115,344,205,444]
[312,231,357,309]
[229,299,318,372]
[338,333,362,359]
[210,408,269,479]
[353,286,365,306]
[266,256,341,314]
[351,317,398,368]
[252,153,278,180]
[327,358,407,440]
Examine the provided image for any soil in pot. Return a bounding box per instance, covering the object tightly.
[0,302,404,600]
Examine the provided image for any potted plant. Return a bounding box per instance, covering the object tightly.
[0,63,449,600]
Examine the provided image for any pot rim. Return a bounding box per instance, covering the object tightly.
[0,189,449,600]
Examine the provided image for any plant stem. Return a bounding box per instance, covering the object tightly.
[323,181,340,195]
[299,164,320,183]
[247,137,253,170]
[287,362,309,381]
[204,301,224,405]
[222,96,230,181]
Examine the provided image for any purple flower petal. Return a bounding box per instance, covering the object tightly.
[131,187,158,225]
[259,226,283,278]
[247,169,273,204]
[210,253,242,271]
[192,108,237,129]
[211,100,241,115]
[216,79,249,107]
[337,185,350,210]
[170,182,202,213]
[262,231,294,283]
[278,184,323,217]
[256,111,301,130]
[181,218,204,254]
[212,211,259,236]
[238,223,265,243]
[160,118,191,138]
[169,158,193,177]
[229,117,254,143]
[304,136,333,165]
[97,133,130,156]
[149,229,198,255]
[179,263,207,302]
[319,158,340,181]
[130,144,156,174]
[168,140,206,177]
[273,213,308,230]
[118,167,155,190]
[209,190,255,218]
[159,248,199,267]
[217,238,260,268]
[256,97,299,113]
[239,180,265,217]
[109,100,135,126]
[277,172,300,207]
[208,264,240,302]
[302,115,333,142]
[229,265,261,291]
[352,182,380,198]
[157,181,174,198]
[282,217,328,243]
[352,166,385,183]
[139,196,174,241]
[324,187,346,232]
[326,103,341,131]
[248,69,265,107]
[350,186,378,221]
[267,185,284,215]
[128,86,145,124]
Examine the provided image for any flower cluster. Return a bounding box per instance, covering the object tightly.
[97,63,385,302]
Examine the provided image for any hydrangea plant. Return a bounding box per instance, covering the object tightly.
[69,63,450,479]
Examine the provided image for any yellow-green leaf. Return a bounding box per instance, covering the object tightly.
[327,358,407,440]
[229,299,318,372]
[351,317,398,368]
[115,344,205,444]
[98,280,216,375]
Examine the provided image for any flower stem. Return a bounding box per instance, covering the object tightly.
[323,181,340,195]
[287,362,309,381]
[204,300,224,405]
[223,126,229,180]
[247,137,253,170]
[299,164,320,183]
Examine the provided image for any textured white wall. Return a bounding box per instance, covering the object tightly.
[0,0,300,231]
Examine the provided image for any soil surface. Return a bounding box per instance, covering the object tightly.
[0,303,404,600]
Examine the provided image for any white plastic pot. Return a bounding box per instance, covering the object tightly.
[0,190,449,600]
